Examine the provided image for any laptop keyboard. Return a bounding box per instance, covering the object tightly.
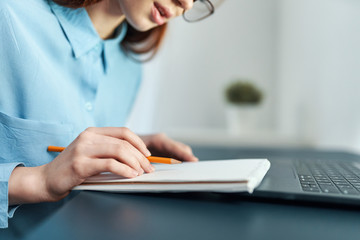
[295,161,360,195]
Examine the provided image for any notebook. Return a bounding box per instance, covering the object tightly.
[73,159,270,193]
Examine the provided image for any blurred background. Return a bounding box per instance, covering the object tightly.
[127,0,360,153]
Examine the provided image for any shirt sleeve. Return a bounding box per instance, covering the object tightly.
[0,162,24,228]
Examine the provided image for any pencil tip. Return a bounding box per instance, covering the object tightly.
[171,159,182,164]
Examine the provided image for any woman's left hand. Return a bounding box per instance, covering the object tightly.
[140,133,198,162]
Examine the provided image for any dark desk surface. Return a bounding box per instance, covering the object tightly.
[2,146,360,240]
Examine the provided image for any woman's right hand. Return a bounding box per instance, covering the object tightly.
[9,127,154,205]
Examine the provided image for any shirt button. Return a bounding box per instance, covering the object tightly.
[85,102,93,111]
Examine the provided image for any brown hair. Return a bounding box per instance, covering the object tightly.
[53,0,167,59]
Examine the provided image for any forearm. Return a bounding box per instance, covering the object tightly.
[8,165,52,205]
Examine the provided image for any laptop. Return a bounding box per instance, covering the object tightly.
[250,149,360,206]
[194,147,360,206]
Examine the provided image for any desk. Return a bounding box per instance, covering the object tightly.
[1,146,360,240]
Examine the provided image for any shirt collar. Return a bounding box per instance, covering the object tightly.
[49,1,127,59]
[102,23,128,73]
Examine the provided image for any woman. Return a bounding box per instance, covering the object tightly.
[0,0,215,228]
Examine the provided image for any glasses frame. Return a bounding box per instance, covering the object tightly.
[183,0,215,23]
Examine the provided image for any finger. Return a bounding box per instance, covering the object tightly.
[86,127,151,157]
[87,134,154,172]
[84,141,153,174]
[87,158,140,178]
[89,142,144,174]
[72,130,153,174]
[165,141,199,162]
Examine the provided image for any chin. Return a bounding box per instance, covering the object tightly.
[127,18,157,32]
[133,24,157,32]
[133,25,154,32]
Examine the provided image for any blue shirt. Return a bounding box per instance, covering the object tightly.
[0,0,142,228]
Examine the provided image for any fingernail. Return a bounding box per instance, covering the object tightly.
[132,170,139,177]
[139,169,144,175]
[147,165,155,173]
[146,150,151,157]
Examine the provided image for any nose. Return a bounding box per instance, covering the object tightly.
[177,0,194,11]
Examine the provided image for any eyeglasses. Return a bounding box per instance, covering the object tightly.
[183,0,215,23]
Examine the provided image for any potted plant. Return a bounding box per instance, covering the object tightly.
[224,80,264,135]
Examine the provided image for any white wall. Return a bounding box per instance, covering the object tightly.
[128,0,360,152]
[128,0,279,134]
[277,0,360,151]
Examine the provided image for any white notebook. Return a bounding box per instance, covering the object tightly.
[73,159,270,193]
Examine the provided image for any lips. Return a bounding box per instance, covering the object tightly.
[151,2,172,25]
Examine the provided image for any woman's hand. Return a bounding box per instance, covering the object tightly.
[140,133,198,162]
[9,127,154,205]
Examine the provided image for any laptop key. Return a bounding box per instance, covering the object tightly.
[337,185,353,189]
[298,175,313,179]
[296,160,360,195]
[333,180,348,184]
[319,185,340,194]
[318,182,334,186]
[329,176,342,179]
[302,187,320,192]
[301,181,316,185]
[316,180,332,184]
[339,189,360,195]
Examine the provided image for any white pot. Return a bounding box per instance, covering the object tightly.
[225,104,261,135]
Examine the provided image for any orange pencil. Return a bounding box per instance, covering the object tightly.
[146,156,181,164]
[47,146,65,152]
[47,146,182,164]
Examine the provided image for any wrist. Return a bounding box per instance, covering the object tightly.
[8,165,55,205]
